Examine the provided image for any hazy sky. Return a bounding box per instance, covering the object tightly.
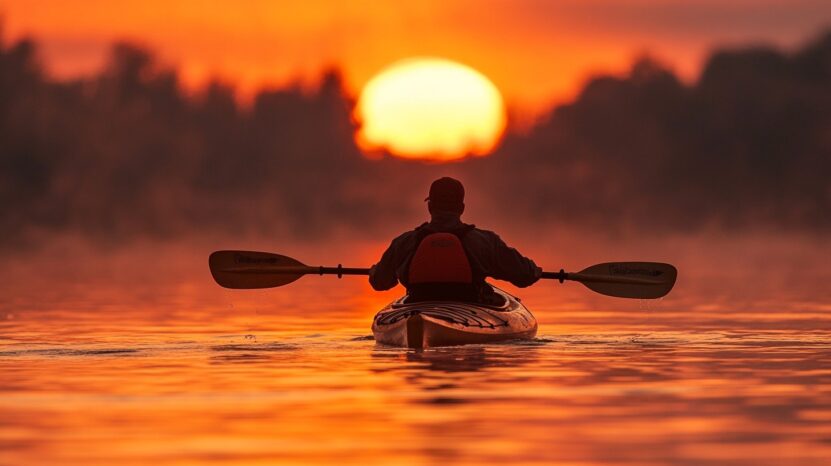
[2,28,829,247]
[2,0,830,113]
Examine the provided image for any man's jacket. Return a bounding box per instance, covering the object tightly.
[369,213,541,293]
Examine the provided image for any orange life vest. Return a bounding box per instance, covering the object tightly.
[408,232,473,284]
[405,227,479,301]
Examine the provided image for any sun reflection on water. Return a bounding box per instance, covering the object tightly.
[1,240,829,465]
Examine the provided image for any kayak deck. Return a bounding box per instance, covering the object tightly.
[372,288,537,348]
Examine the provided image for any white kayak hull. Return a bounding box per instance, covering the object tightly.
[372,288,537,349]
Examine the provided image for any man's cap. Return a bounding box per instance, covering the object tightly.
[424,177,465,205]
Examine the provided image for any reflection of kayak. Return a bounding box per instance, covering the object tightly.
[372,287,537,349]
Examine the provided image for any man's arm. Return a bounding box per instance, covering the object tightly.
[488,234,542,288]
[369,238,402,291]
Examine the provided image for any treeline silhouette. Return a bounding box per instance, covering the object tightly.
[1,30,829,247]
[485,31,831,233]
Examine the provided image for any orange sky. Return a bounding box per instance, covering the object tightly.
[2,0,829,115]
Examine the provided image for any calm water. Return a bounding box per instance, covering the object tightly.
[1,243,830,465]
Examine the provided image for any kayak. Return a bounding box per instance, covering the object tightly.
[372,287,537,348]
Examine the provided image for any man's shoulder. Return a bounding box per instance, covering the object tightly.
[389,223,427,244]
[468,226,500,240]
[464,226,506,248]
[389,222,501,244]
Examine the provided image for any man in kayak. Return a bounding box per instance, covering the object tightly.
[369,177,542,303]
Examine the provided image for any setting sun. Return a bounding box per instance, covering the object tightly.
[355,58,506,161]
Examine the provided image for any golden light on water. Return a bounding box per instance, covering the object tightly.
[355,58,507,161]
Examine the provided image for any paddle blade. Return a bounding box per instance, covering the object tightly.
[576,262,677,299]
[209,250,311,289]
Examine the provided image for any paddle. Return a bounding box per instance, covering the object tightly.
[541,262,676,299]
[209,251,676,299]
[209,250,369,289]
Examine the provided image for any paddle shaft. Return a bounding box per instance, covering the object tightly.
[226,266,659,285]
[223,264,370,278]
[312,265,369,278]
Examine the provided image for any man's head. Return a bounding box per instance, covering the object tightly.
[425,177,465,215]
